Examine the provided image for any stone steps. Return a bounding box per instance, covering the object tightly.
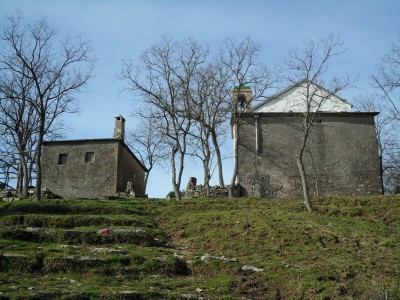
[0,227,161,246]
[0,214,154,229]
[0,200,194,299]
[0,250,189,276]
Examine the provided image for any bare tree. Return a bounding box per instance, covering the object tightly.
[384,148,400,193]
[0,11,95,200]
[372,37,400,117]
[0,61,38,197]
[282,35,351,212]
[188,63,231,190]
[119,37,207,200]
[126,116,167,195]
[0,133,19,188]
[354,94,400,194]
[219,37,276,197]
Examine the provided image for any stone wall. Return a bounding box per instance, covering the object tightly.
[237,112,382,198]
[117,142,146,197]
[0,188,59,202]
[184,180,229,198]
[42,140,120,199]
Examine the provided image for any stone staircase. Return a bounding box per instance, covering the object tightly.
[0,200,193,299]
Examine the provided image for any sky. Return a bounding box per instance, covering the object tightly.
[0,0,399,198]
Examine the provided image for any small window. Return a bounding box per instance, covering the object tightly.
[58,154,68,165]
[85,151,95,163]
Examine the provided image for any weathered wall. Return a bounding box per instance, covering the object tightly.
[117,143,146,197]
[237,112,382,198]
[42,140,119,199]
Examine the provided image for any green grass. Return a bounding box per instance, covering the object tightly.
[0,196,400,299]
[151,196,400,299]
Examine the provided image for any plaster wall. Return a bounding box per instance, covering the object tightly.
[253,83,352,113]
[237,113,381,198]
[117,143,146,197]
[42,140,119,198]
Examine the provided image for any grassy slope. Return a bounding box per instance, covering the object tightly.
[151,196,400,299]
[0,195,399,299]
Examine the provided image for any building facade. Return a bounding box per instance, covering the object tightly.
[42,116,147,199]
[236,80,382,198]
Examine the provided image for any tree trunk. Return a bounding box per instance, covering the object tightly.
[34,137,42,201]
[203,163,211,197]
[229,122,239,197]
[17,162,23,195]
[20,155,29,198]
[211,128,224,187]
[143,170,149,196]
[379,154,384,195]
[170,146,181,200]
[177,150,185,196]
[306,148,319,197]
[296,154,313,212]
[34,119,45,201]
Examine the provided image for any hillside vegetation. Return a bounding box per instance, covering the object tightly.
[0,195,399,299]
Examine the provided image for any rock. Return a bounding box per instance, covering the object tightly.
[0,226,16,231]
[113,229,146,234]
[120,291,140,296]
[26,227,54,233]
[155,255,168,262]
[180,294,197,299]
[98,228,111,235]
[200,254,238,262]
[66,255,97,261]
[173,253,185,260]
[3,253,28,257]
[60,244,79,249]
[92,247,129,255]
[186,177,197,191]
[241,265,264,272]
[97,228,146,235]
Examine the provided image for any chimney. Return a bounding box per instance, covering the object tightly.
[113,114,125,141]
[233,85,252,109]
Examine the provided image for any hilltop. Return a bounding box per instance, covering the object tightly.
[0,195,399,299]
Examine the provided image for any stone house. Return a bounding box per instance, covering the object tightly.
[42,115,148,199]
[235,80,382,198]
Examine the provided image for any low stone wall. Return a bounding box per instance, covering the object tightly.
[0,188,60,202]
[185,184,229,198]
[0,190,20,202]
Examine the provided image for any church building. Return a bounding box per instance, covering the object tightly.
[235,80,382,198]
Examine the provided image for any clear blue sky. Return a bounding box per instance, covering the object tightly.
[1,0,399,197]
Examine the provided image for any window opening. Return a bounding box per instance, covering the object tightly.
[85,151,95,163]
[58,154,68,165]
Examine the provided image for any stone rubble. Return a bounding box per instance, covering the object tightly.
[241,265,264,272]
[0,188,58,201]
[184,177,229,199]
[26,227,55,233]
[92,247,129,255]
[60,245,79,249]
[97,228,146,235]
[200,253,238,262]
[66,255,98,261]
